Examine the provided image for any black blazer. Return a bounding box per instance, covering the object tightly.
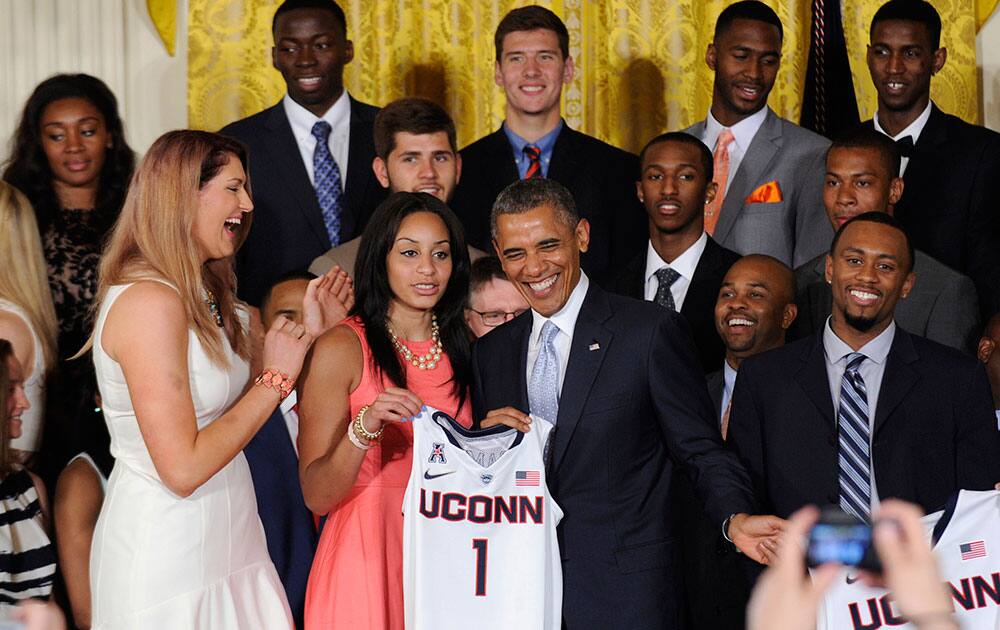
[728,328,1000,519]
[472,283,755,630]
[864,105,1000,317]
[451,124,646,286]
[706,368,725,418]
[220,97,387,305]
[243,407,318,628]
[611,237,741,373]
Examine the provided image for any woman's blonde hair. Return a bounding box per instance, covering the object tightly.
[0,183,58,369]
[87,130,253,366]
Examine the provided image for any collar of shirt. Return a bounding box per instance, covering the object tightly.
[995,409,1000,431]
[822,317,896,368]
[703,106,769,156]
[283,91,352,183]
[503,119,564,179]
[721,360,738,414]
[530,270,589,347]
[280,390,298,416]
[873,100,933,145]
[643,232,708,306]
[279,390,299,456]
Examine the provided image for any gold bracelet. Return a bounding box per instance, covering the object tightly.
[353,405,383,443]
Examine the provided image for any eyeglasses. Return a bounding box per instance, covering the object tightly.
[466,308,527,327]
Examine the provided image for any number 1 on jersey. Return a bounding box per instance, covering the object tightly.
[472,538,488,596]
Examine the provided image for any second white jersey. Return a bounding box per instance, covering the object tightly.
[402,407,563,630]
[817,490,1000,630]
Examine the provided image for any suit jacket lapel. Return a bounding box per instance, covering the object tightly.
[897,105,947,220]
[343,96,379,237]
[552,285,614,471]
[873,329,919,436]
[547,124,582,186]
[483,126,520,190]
[264,104,330,247]
[680,238,725,320]
[617,252,645,300]
[794,334,836,429]
[714,108,782,244]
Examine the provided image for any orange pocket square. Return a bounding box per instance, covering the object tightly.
[745,181,783,204]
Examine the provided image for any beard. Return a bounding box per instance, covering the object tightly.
[845,311,878,333]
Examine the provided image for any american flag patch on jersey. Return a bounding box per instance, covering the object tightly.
[960,540,986,560]
[515,470,540,487]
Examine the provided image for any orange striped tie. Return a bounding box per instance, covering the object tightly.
[705,129,735,235]
[524,146,543,179]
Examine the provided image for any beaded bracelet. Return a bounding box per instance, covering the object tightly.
[353,405,384,443]
[255,369,294,401]
[347,422,375,450]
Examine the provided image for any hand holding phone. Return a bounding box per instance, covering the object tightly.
[807,507,882,573]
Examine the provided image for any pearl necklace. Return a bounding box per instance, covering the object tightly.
[388,315,443,370]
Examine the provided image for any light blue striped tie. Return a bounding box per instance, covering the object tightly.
[838,353,871,522]
[311,121,343,247]
[528,320,560,424]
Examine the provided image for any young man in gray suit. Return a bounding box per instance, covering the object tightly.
[790,128,979,354]
[683,0,831,268]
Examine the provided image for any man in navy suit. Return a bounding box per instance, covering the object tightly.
[729,212,1000,521]
[864,0,1000,318]
[450,5,645,286]
[612,132,742,373]
[473,178,784,629]
[221,0,386,306]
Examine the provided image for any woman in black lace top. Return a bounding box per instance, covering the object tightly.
[2,74,135,487]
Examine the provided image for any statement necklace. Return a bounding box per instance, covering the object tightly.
[205,290,224,327]
[388,315,443,370]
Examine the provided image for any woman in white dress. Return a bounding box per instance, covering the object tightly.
[83,130,313,629]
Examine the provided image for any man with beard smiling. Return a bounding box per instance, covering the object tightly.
[683,1,831,269]
[612,132,741,374]
[791,128,979,354]
[728,212,1000,523]
[221,0,386,307]
[864,0,1000,320]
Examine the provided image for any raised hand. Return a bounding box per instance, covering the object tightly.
[261,315,313,380]
[303,266,354,337]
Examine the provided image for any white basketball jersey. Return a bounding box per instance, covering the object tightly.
[402,407,563,630]
[817,490,1000,630]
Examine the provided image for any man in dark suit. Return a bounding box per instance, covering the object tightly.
[729,212,1000,522]
[612,132,741,373]
[683,1,832,268]
[864,0,1000,318]
[474,178,784,630]
[791,128,979,353]
[679,253,797,630]
[221,0,386,306]
[450,5,645,286]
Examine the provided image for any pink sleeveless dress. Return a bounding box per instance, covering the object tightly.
[303,316,471,629]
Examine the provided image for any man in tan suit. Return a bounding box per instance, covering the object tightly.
[310,97,483,277]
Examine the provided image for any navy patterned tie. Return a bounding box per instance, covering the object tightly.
[653,267,681,311]
[838,353,871,522]
[311,121,344,247]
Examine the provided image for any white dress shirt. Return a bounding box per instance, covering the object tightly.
[526,272,590,399]
[873,100,932,177]
[701,106,769,194]
[822,318,896,508]
[280,390,300,457]
[720,360,738,426]
[643,232,708,310]
[283,90,351,187]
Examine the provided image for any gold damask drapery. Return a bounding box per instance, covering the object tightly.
[181,1,988,153]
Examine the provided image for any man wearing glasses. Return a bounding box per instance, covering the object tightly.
[465,256,529,338]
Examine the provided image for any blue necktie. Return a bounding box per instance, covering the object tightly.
[311,121,343,247]
[838,353,871,522]
[528,320,560,424]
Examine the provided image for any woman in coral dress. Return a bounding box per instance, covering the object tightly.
[300,193,476,628]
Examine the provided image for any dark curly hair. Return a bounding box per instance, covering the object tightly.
[352,192,471,414]
[2,74,135,235]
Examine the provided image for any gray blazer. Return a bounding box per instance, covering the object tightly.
[683,108,832,267]
[310,237,487,279]
[791,250,980,355]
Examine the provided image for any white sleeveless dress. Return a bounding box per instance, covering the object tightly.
[89,283,293,629]
[0,298,46,453]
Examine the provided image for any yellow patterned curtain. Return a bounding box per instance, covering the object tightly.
[184,1,982,152]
